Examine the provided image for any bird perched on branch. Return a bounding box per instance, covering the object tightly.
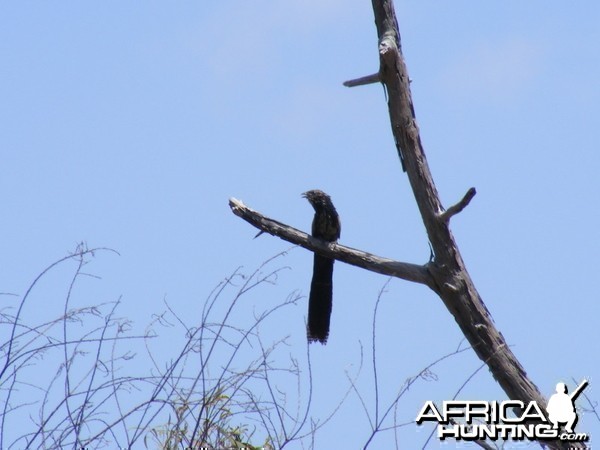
[302,190,341,344]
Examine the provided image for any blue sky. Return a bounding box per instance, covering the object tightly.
[1,1,598,448]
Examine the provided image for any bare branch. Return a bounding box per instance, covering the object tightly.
[343,72,381,88]
[369,1,585,448]
[229,198,432,287]
[439,188,477,223]
[2,249,320,449]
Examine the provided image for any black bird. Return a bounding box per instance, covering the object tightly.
[302,190,341,344]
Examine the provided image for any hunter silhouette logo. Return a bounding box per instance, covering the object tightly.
[546,379,588,434]
[416,379,590,443]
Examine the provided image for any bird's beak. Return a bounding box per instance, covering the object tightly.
[301,192,308,198]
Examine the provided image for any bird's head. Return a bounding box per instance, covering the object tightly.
[302,189,330,208]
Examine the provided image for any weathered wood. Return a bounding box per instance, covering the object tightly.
[369,1,585,448]
[229,198,432,287]
[440,187,477,223]
[343,72,381,87]
[229,2,586,447]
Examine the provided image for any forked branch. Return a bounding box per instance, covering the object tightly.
[369,1,584,449]
[229,2,585,448]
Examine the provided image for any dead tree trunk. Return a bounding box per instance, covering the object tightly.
[230,1,586,448]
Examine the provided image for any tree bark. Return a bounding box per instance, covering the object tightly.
[366,1,585,448]
[229,1,587,448]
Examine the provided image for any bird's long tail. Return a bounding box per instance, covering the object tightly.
[307,254,334,344]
